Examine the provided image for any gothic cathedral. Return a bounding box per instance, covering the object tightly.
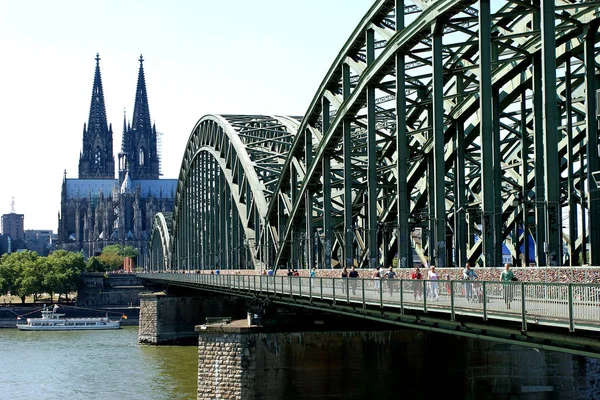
[58,54,176,263]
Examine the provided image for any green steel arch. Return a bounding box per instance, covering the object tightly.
[152,1,600,272]
[266,0,600,271]
[168,114,299,271]
[149,212,172,271]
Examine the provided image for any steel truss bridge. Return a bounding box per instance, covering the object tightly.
[150,0,600,273]
[138,272,600,357]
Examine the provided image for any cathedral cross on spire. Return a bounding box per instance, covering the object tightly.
[96,53,101,64]
[139,54,144,64]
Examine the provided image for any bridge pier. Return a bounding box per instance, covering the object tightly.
[196,324,425,400]
[138,291,246,345]
[195,321,600,400]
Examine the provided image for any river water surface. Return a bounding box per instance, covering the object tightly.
[0,327,197,400]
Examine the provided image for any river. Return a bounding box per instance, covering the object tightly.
[0,327,197,400]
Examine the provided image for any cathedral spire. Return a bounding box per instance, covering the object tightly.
[79,53,115,179]
[88,53,109,137]
[122,108,127,150]
[131,54,151,134]
[121,54,159,180]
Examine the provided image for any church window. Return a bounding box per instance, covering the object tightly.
[94,147,101,165]
[139,148,145,166]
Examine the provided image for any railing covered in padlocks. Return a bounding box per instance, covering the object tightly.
[137,273,600,333]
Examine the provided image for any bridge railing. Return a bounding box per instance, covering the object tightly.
[137,273,600,332]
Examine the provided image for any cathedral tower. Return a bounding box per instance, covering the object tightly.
[119,55,160,182]
[78,54,115,179]
[59,53,176,263]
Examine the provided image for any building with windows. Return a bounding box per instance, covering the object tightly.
[58,54,176,262]
[24,229,57,256]
[0,234,12,256]
[1,212,24,241]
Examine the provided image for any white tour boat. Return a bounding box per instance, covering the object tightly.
[17,305,121,331]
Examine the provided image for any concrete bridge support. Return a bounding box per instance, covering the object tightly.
[196,324,600,400]
[138,291,246,345]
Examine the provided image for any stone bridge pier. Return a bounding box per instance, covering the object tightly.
[137,291,600,399]
[194,306,600,400]
[138,290,246,345]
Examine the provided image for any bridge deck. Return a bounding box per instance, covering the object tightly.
[138,273,600,334]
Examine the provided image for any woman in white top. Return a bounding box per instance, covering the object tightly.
[372,267,381,293]
[428,265,439,300]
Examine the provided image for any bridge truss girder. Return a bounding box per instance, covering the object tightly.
[167,114,298,271]
[267,0,600,271]
[153,0,600,272]
[149,212,172,270]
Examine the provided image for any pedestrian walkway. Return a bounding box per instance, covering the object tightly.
[138,273,600,333]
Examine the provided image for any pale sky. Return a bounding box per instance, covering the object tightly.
[0,0,373,231]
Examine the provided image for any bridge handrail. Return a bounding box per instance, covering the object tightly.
[137,273,600,333]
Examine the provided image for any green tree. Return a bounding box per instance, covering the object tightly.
[120,245,139,259]
[0,253,19,298]
[45,250,85,303]
[101,244,122,255]
[19,256,48,303]
[101,244,139,258]
[86,256,108,272]
[98,252,124,271]
[98,245,139,271]
[0,251,41,303]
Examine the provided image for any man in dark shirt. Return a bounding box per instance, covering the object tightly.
[384,267,397,296]
[348,266,359,295]
[463,262,477,302]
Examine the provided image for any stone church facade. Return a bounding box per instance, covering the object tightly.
[58,54,176,264]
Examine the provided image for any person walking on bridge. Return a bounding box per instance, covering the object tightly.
[463,262,477,302]
[341,267,348,294]
[428,265,439,300]
[349,266,359,295]
[411,267,423,300]
[372,267,382,294]
[384,266,397,296]
[500,263,515,309]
